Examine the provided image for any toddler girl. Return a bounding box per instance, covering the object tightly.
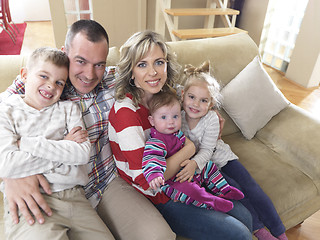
[142,90,243,213]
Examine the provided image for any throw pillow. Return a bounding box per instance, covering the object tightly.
[221,56,289,140]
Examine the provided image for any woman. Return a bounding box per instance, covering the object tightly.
[108,30,252,240]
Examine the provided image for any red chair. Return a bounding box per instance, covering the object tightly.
[0,0,16,44]
[3,0,19,34]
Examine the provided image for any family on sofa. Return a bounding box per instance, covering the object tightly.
[0,19,296,240]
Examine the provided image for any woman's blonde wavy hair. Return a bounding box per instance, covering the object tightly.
[115,30,181,106]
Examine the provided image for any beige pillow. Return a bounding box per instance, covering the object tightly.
[221,56,289,140]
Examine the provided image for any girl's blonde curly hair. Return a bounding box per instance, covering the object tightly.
[183,60,222,109]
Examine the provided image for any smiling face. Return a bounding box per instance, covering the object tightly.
[131,44,167,104]
[23,61,68,110]
[182,82,214,123]
[66,32,109,95]
[148,100,182,135]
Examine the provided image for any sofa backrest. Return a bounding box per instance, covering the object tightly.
[0,33,259,137]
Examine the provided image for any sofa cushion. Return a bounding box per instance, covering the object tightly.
[223,131,320,229]
[221,56,289,139]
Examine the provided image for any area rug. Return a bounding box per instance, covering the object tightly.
[0,22,27,55]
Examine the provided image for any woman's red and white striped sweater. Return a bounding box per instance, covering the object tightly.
[108,94,170,205]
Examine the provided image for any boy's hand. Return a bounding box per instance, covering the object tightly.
[176,160,197,183]
[149,177,165,190]
[3,175,52,225]
[64,126,88,143]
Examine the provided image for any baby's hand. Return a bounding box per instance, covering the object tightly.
[176,160,197,183]
[64,126,88,143]
[149,177,165,190]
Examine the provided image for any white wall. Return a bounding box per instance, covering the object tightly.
[238,0,269,46]
[285,0,320,88]
[10,0,51,23]
[93,0,147,48]
[48,0,147,49]
[239,0,320,88]
[309,53,320,87]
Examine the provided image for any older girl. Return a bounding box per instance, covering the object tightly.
[180,61,288,240]
[108,30,252,240]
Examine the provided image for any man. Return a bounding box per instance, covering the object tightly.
[1,20,175,240]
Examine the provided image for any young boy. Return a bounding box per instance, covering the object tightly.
[0,47,113,240]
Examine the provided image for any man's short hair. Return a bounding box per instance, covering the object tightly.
[64,20,109,53]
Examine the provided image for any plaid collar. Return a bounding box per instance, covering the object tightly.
[61,66,116,100]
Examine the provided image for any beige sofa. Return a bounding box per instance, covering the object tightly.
[1,33,320,239]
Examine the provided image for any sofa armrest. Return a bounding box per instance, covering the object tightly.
[256,104,320,188]
[0,55,27,93]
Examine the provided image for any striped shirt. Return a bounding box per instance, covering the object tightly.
[142,128,185,183]
[181,110,238,169]
[109,95,170,205]
[141,127,226,210]
[2,67,118,208]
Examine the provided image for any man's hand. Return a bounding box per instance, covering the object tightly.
[64,126,88,143]
[3,175,52,225]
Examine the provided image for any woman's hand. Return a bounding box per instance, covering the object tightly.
[149,176,165,190]
[64,126,88,143]
[176,159,197,183]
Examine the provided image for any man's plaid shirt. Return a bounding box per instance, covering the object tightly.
[2,67,118,208]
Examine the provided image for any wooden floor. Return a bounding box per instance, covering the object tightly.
[21,21,320,240]
[264,66,320,118]
[20,21,56,56]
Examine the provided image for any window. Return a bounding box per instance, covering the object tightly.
[259,0,309,72]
